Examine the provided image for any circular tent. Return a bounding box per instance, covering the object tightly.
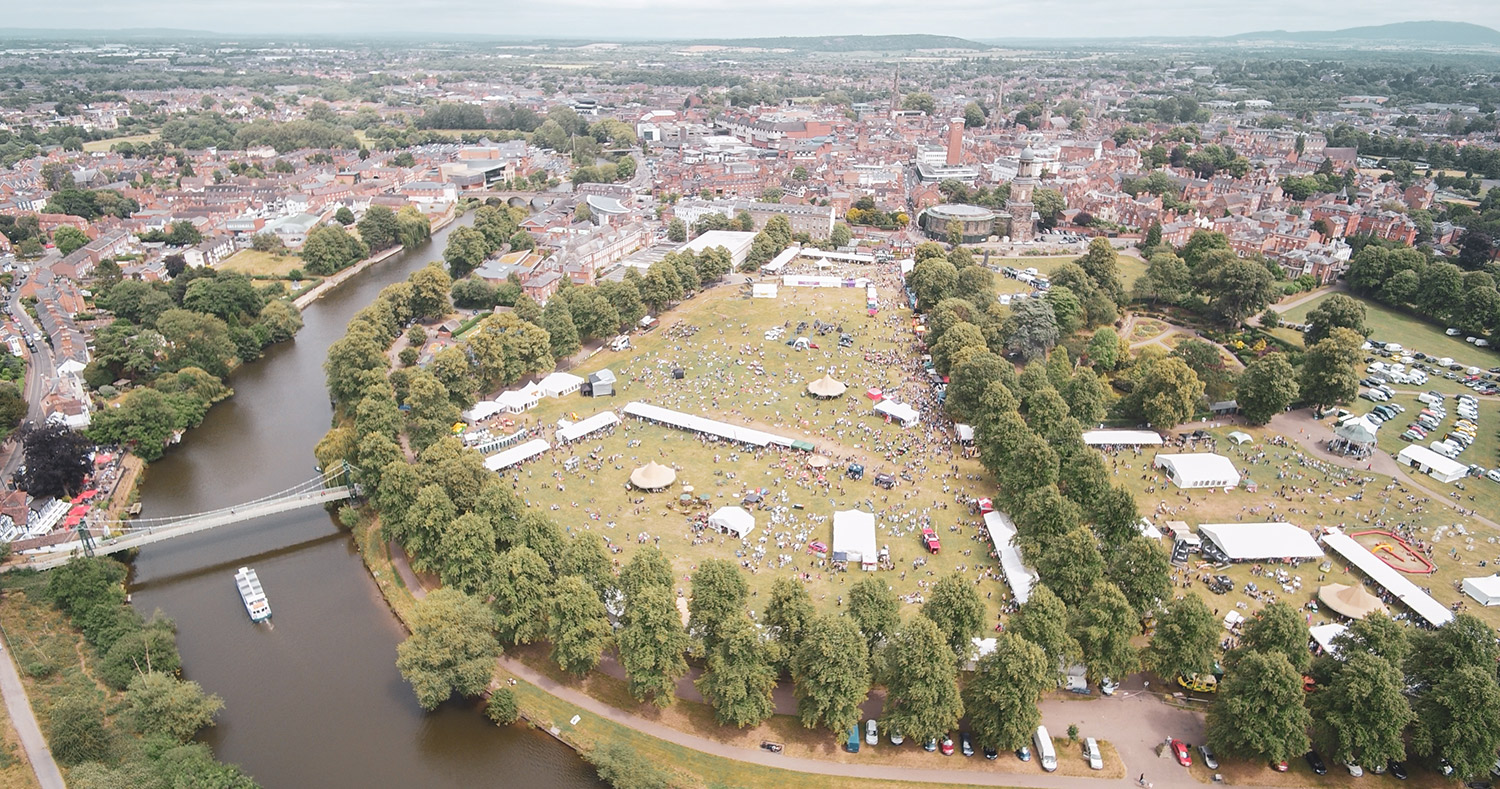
[807,454,832,469]
[1318,583,1389,619]
[629,461,678,491]
[807,375,848,399]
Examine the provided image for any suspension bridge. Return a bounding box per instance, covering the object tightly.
[7,466,360,572]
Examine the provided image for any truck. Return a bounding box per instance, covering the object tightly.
[921,526,941,554]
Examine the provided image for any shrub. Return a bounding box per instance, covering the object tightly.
[485,688,519,725]
[46,691,111,765]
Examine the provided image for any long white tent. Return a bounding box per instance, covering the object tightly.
[484,438,551,471]
[1198,522,1324,561]
[1396,445,1468,484]
[1321,528,1454,627]
[873,400,920,427]
[556,411,621,443]
[1082,429,1164,447]
[623,401,793,447]
[1154,453,1241,489]
[983,511,1039,604]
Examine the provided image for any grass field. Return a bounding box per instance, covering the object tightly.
[81,132,158,153]
[989,254,1148,298]
[1283,292,1500,369]
[218,249,304,277]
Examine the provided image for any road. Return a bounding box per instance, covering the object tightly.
[0,286,55,487]
[0,627,67,789]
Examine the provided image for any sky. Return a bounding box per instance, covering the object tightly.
[8,0,1500,40]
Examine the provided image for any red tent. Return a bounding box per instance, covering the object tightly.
[864,388,884,401]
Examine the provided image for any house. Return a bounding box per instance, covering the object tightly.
[186,235,236,268]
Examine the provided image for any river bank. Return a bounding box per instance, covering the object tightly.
[291,210,456,311]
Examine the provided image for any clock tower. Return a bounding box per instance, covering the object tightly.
[1006,147,1040,243]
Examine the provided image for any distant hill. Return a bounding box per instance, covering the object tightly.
[678,34,988,52]
[1227,20,1500,46]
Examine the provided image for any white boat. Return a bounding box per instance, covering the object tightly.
[235,567,271,623]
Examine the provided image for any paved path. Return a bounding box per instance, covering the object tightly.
[0,628,66,789]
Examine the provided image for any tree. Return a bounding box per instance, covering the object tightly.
[845,576,901,663]
[1134,251,1191,304]
[124,672,224,741]
[301,223,368,276]
[619,544,673,602]
[13,422,93,498]
[1237,354,1299,424]
[618,584,690,707]
[1008,585,1078,678]
[1207,650,1311,765]
[334,205,355,225]
[559,533,616,602]
[489,546,554,645]
[1304,294,1369,345]
[921,572,986,662]
[1130,353,1204,429]
[883,616,964,744]
[930,321,986,377]
[1234,601,1310,673]
[1063,368,1109,425]
[46,691,111,765]
[696,611,778,728]
[53,225,89,255]
[1070,581,1136,683]
[965,633,1051,751]
[1003,298,1060,361]
[1299,327,1363,410]
[549,575,614,677]
[1033,188,1065,229]
[1312,652,1412,769]
[1144,595,1219,682]
[539,297,581,359]
[0,382,26,434]
[1406,613,1500,694]
[1331,613,1409,668]
[1085,328,1123,371]
[1105,535,1168,612]
[1410,665,1500,779]
[792,614,871,735]
[583,742,676,789]
[963,101,987,128]
[1034,527,1103,608]
[408,263,452,320]
[100,615,181,690]
[763,578,814,672]
[396,589,501,711]
[902,92,937,115]
[687,559,748,653]
[443,225,491,279]
[1195,255,1279,326]
[667,218,686,243]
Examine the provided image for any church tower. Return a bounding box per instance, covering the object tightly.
[1006,147,1040,243]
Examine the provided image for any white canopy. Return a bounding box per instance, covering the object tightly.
[495,389,540,413]
[1082,429,1163,447]
[955,424,975,442]
[1462,575,1500,606]
[1309,623,1348,655]
[623,401,790,447]
[1321,528,1453,627]
[984,511,1038,604]
[707,506,756,538]
[484,438,551,471]
[463,401,504,423]
[832,510,878,569]
[1155,453,1241,489]
[873,400,920,427]
[556,411,620,443]
[1198,522,1324,561]
[539,371,585,398]
[1227,431,1253,445]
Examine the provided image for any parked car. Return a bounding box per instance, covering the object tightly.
[1306,750,1328,775]
[923,738,937,752]
[1347,763,1364,777]
[1199,744,1219,769]
[1015,745,1031,762]
[1099,677,1118,695]
[940,735,955,756]
[1170,739,1192,767]
[1272,761,1289,772]
[889,727,903,746]
[1388,760,1408,779]
[1084,738,1103,770]
[983,746,998,760]
[866,719,878,746]
[960,732,973,757]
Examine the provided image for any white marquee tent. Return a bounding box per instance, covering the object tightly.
[1462,575,1500,606]
[556,411,621,443]
[623,401,791,447]
[463,401,504,423]
[539,371,585,398]
[1198,522,1325,561]
[1154,453,1241,489]
[484,438,551,471]
[707,506,756,538]
[873,400,920,427]
[983,511,1038,604]
[832,510,879,570]
[1309,623,1348,656]
[1396,445,1468,484]
[1082,429,1163,447]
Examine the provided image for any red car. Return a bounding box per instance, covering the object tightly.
[940,735,955,755]
[921,527,941,554]
[1271,760,1289,772]
[1170,740,1192,767]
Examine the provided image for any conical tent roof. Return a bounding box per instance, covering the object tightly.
[807,375,847,398]
[630,461,678,490]
[807,454,831,469]
[1318,583,1388,619]
[1335,416,1379,445]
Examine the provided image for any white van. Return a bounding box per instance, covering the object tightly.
[1418,392,1444,407]
[1431,441,1460,459]
[1034,726,1057,772]
[609,335,631,351]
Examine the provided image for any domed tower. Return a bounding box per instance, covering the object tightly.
[1006,147,1040,242]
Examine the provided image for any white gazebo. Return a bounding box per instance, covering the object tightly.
[1331,416,1379,457]
[707,506,756,538]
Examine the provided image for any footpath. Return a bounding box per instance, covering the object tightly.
[0,627,66,789]
[291,211,456,310]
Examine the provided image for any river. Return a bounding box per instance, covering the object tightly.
[125,214,605,789]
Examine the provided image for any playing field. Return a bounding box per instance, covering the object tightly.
[82,132,158,153]
[1283,292,1500,369]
